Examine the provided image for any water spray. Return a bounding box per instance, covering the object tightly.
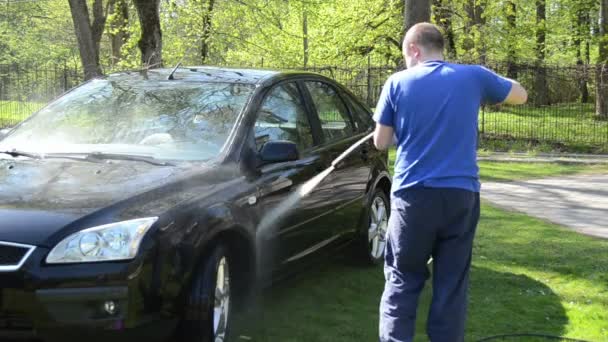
[257,132,374,236]
[254,132,375,281]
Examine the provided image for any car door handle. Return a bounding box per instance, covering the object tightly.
[360,145,370,161]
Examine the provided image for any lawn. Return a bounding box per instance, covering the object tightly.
[388,149,608,182]
[233,161,608,342]
[480,103,608,154]
[0,100,43,128]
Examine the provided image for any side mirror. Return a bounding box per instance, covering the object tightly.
[259,141,299,164]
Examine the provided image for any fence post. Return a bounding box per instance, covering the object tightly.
[479,105,486,146]
[366,54,372,107]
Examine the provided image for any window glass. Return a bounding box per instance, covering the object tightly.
[305,82,354,142]
[344,93,375,130]
[0,79,254,161]
[254,83,313,152]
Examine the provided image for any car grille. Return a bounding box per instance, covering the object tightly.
[0,242,35,271]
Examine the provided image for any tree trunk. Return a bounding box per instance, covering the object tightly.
[404,0,431,33]
[133,0,162,67]
[596,0,608,118]
[506,1,518,79]
[109,0,129,65]
[201,0,216,64]
[432,0,456,59]
[464,0,487,64]
[68,0,102,80]
[91,0,108,62]
[534,0,549,106]
[303,9,309,68]
[576,7,590,103]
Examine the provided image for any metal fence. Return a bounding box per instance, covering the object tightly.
[0,62,82,127]
[1,60,607,152]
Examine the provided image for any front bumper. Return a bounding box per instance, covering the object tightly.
[0,247,177,342]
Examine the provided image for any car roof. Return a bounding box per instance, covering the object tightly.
[107,66,323,85]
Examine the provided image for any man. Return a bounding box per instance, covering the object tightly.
[373,23,527,342]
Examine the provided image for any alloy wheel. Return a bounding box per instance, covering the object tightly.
[213,257,230,342]
[368,196,388,260]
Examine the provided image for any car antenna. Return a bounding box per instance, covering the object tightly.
[168,43,199,80]
[167,62,182,80]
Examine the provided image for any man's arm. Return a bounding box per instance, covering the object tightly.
[478,66,528,106]
[374,123,394,151]
[503,79,528,105]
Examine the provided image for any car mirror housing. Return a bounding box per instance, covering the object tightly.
[258,140,299,164]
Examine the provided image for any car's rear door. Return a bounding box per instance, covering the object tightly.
[300,80,373,239]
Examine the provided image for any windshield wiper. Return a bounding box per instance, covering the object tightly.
[85,152,175,166]
[1,150,173,166]
[0,150,43,159]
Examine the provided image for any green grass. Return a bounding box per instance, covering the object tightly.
[480,103,608,154]
[232,160,608,341]
[234,204,608,341]
[0,100,42,128]
[478,162,608,182]
[388,149,608,182]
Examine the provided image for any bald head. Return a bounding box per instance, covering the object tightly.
[403,23,445,68]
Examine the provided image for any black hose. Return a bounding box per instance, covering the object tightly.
[476,333,593,342]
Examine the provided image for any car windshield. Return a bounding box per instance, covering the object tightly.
[0,78,255,161]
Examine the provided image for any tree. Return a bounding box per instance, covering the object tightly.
[574,3,591,103]
[303,9,309,67]
[133,0,162,67]
[200,0,216,64]
[432,0,456,59]
[596,0,608,118]
[505,1,518,79]
[68,0,109,80]
[108,0,130,66]
[463,0,487,63]
[405,0,431,33]
[535,0,550,106]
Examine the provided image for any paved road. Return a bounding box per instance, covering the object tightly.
[481,174,608,239]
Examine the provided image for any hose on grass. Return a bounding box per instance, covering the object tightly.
[476,333,593,342]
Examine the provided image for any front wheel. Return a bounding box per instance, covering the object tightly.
[179,244,232,342]
[356,189,390,265]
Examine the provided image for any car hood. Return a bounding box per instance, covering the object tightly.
[0,157,196,245]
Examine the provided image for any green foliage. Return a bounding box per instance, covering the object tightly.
[1,0,604,68]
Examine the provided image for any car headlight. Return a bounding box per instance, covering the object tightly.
[46,217,158,264]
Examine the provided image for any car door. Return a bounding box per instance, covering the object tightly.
[301,80,372,238]
[253,81,338,270]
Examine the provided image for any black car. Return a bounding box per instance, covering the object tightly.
[0,67,391,342]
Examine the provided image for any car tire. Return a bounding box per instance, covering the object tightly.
[356,188,390,265]
[179,244,232,342]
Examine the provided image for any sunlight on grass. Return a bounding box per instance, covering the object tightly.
[233,155,608,341]
[234,204,608,341]
[388,148,607,182]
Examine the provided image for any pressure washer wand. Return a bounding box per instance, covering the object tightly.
[332,132,375,168]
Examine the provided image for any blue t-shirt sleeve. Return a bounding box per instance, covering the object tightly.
[476,66,513,104]
[373,78,395,127]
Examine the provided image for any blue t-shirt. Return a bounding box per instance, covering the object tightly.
[373,61,512,194]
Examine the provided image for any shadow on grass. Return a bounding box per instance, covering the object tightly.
[231,255,568,342]
[467,266,568,341]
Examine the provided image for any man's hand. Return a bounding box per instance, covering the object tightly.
[503,79,528,105]
[374,123,394,151]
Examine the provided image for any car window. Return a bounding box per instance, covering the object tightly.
[254,83,314,152]
[343,92,375,131]
[305,81,354,142]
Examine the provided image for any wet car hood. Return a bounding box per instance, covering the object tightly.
[0,157,195,246]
